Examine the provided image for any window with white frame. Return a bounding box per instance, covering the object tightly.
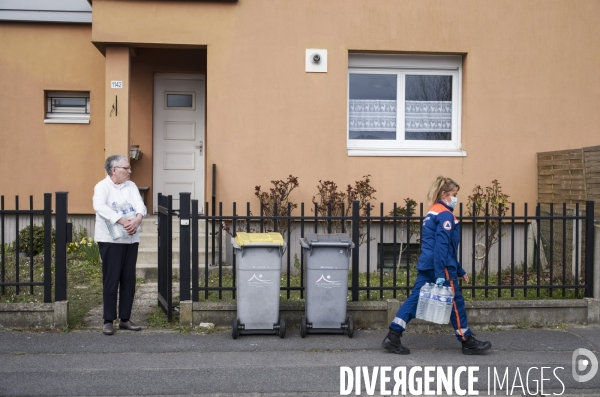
[348,54,464,156]
[45,91,90,124]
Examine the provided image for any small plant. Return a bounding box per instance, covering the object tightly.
[67,224,88,257]
[255,175,299,234]
[312,175,376,245]
[515,320,530,329]
[222,175,299,240]
[466,180,510,271]
[554,322,566,330]
[15,223,55,256]
[484,325,501,332]
[78,237,101,265]
[386,198,420,269]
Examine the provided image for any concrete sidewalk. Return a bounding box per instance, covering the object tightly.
[1,323,599,396]
[2,280,599,396]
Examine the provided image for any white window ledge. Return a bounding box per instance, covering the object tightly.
[348,148,467,157]
[44,119,89,124]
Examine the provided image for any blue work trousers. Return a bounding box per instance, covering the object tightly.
[389,269,471,342]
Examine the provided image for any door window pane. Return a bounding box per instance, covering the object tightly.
[349,74,397,140]
[405,75,452,140]
[167,94,194,108]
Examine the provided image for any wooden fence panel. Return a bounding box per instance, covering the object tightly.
[583,145,600,218]
[538,146,600,217]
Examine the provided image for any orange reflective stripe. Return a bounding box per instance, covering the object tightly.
[429,203,458,222]
[430,203,448,214]
[445,268,466,341]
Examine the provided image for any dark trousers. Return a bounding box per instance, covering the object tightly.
[98,242,139,321]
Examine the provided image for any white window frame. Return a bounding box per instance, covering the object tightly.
[44,91,90,124]
[348,54,465,157]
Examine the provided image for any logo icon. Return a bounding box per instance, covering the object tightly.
[443,220,452,231]
[315,274,341,288]
[572,348,598,382]
[247,273,273,287]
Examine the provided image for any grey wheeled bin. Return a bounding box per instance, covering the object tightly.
[231,232,286,339]
[299,233,355,338]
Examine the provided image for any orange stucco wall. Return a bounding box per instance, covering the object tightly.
[89,0,600,212]
[2,0,599,215]
[0,22,105,213]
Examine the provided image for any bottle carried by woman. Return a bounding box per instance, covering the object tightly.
[381,176,492,355]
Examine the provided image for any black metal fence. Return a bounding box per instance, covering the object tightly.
[160,193,595,311]
[0,192,69,303]
[157,193,174,321]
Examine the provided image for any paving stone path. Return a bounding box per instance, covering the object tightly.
[82,280,180,332]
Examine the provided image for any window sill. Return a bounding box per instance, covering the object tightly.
[347,148,467,157]
[44,119,90,124]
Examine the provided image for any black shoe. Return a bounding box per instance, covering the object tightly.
[102,322,114,336]
[381,329,410,355]
[462,334,492,355]
[119,320,142,331]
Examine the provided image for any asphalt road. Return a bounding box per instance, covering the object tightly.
[1,326,599,397]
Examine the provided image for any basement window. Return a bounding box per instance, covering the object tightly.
[44,91,90,124]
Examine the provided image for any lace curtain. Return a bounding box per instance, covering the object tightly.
[349,99,452,139]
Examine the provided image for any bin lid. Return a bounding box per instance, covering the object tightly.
[235,232,284,247]
[301,233,354,248]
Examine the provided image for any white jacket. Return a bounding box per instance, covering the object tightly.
[93,176,147,244]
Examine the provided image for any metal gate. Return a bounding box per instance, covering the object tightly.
[0,192,69,303]
[157,193,173,321]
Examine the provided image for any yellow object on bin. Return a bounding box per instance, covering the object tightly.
[234,232,284,247]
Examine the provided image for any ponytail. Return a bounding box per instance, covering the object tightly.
[427,176,460,207]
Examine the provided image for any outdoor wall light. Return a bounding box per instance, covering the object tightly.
[130,145,143,161]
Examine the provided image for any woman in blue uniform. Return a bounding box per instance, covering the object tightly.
[381,176,492,355]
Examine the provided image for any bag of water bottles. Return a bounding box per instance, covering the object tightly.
[105,201,140,241]
[415,282,455,324]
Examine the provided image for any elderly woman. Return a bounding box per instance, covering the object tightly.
[93,155,147,335]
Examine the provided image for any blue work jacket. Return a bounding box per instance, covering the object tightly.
[416,201,466,279]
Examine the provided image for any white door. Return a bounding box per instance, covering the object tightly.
[153,74,205,212]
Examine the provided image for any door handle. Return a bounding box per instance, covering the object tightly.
[195,142,203,155]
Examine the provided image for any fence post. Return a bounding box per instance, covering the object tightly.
[43,193,52,303]
[55,191,68,302]
[585,201,595,298]
[351,200,360,301]
[179,192,191,302]
[192,199,199,302]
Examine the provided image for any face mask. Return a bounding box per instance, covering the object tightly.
[447,196,458,208]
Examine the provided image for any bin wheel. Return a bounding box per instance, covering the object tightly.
[346,315,354,338]
[300,315,307,338]
[231,317,240,339]
[278,317,286,339]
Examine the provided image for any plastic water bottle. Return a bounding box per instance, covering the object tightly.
[431,285,444,323]
[416,283,432,320]
[426,283,435,320]
[106,202,139,240]
[432,286,454,324]
[443,286,455,323]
